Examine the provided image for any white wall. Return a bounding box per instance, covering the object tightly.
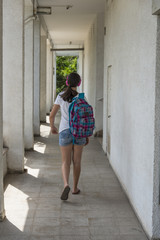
[103,0,157,238]
[153,15,160,239]
[95,14,104,133]
[84,14,104,133]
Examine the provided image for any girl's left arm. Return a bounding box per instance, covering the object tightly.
[49,104,60,134]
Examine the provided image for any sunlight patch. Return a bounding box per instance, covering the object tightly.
[34,141,46,153]
[46,115,50,123]
[26,167,40,178]
[4,184,29,199]
[5,186,33,230]
[40,125,51,138]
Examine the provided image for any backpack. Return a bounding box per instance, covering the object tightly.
[69,93,95,138]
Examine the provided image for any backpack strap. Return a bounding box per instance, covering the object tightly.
[78,93,84,99]
[68,100,76,145]
[69,101,75,127]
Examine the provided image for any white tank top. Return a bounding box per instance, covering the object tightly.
[54,92,78,133]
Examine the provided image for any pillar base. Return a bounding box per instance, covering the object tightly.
[152,0,160,15]
[94,129,103,137]
[25,147,34,151]
[34,134,40,137]
[7,168,28,174]
[0,210,6,221]
[40,120,46,124]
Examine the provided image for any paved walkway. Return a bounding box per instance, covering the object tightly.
[2,116,149,240]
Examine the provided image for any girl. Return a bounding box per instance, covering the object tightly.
[49,72,89,201]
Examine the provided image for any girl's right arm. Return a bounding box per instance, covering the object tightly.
[49,104,60,134]
[85,137,89,146]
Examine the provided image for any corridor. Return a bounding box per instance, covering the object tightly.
[1,0,160,239]
[1,115,148,240]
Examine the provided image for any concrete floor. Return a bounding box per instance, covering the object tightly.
[1,116,149,240]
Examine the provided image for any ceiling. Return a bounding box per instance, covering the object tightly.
[37,0,105,46]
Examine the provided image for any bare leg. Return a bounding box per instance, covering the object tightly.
[72,144,84,193]
[60,144,72,188]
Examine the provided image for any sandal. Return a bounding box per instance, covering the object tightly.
[72,189,81,195]
[60,186,70,200]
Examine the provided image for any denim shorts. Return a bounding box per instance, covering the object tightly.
[59,129,86,146]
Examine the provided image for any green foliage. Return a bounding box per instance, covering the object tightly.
[56,56,77,95]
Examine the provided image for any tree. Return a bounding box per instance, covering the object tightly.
[56,56,77,95]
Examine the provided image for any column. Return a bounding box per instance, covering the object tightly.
[51,52,53,106]
[24,5,34,149]
[0,0,5,221]
[3,0,24,172]
[77,51,84,92]
[40,35,47,122]
[33,20,40,135]
[53,52,57,102]
[46,40,53,114]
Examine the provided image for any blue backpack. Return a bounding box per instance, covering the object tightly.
[69,93,95,138]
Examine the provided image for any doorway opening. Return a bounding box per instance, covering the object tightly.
[56,56,78,95]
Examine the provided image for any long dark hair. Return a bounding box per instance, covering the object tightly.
[60,72,81,103]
